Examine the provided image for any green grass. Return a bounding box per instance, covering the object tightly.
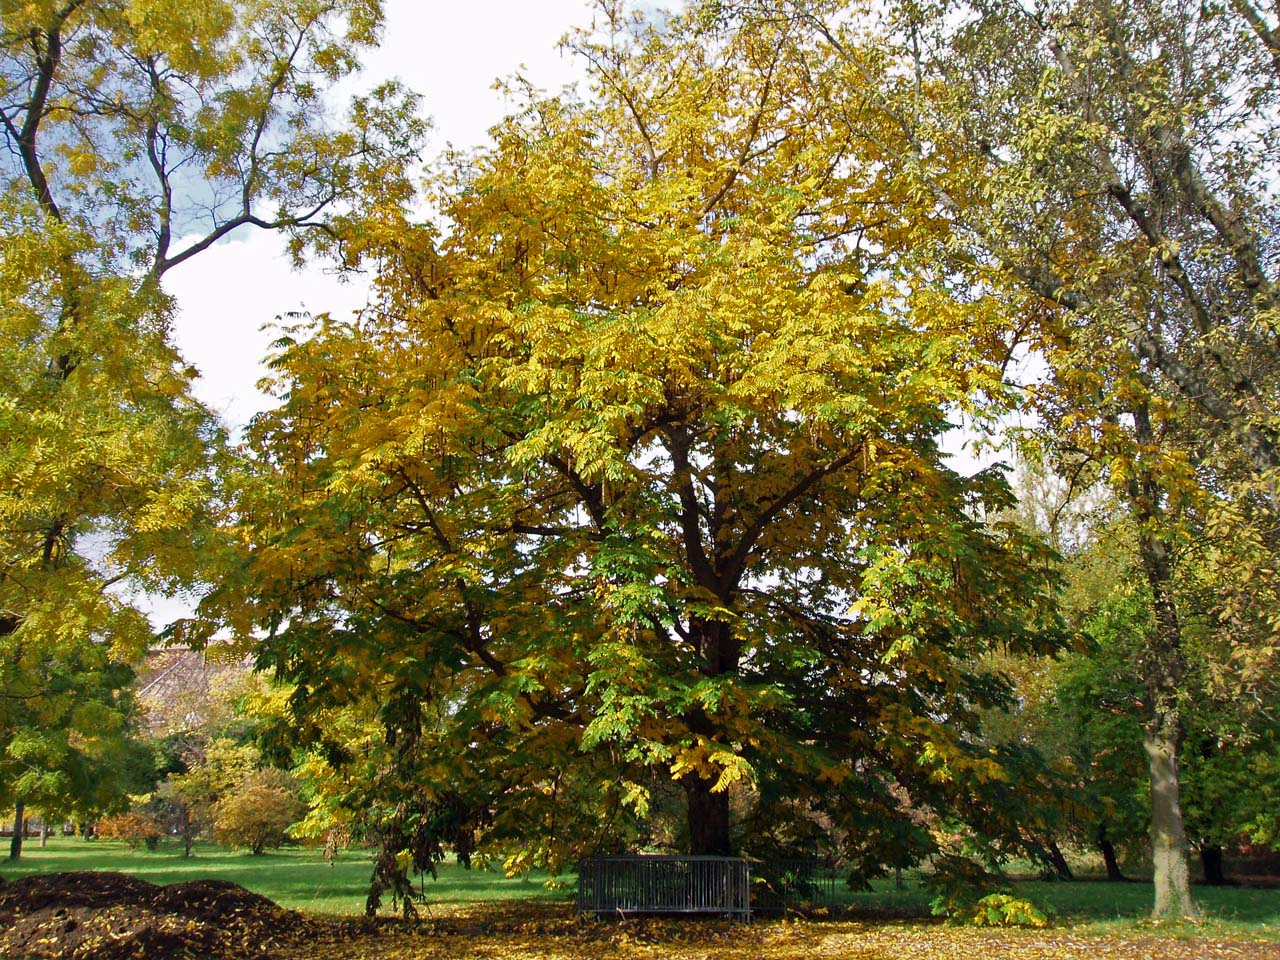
[3,837,1277,939]
[825,875,1280,938]
[782,872,1279,940]
[1010,879,1280,938]
[0,835,569,915]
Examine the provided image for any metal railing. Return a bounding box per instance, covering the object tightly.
[748,858,842,913]
[578,855,751,919]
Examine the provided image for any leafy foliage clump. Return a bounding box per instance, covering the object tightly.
[211,769,303,855]
[923,856,1047,926]
[962,894,1051,928]
[96,812,164,851]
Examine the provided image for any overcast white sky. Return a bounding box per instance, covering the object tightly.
[166,0,596,434]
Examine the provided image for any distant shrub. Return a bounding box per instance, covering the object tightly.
[212,768,303,855]
[97,812,164,851]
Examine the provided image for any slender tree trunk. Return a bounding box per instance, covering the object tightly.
[1140,554,1197,919]
[178,802,193,857]
[8,802,24,860]
[683,774,732,855]
[1200,844,1227,885]
[1145,720,1196,918]
[1045,839,1074,881]
[1098,826,1127,882]
[40,820,48,847]
[1129,405,1199,921]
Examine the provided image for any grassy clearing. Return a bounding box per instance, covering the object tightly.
[3,836,1277,944]
[0,836,567,915]
[802,870,1280,938]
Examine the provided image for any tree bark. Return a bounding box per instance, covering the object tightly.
[1098,826,1127,882]
[1128,405,1200,921]
[679,613,739,857]
[40,820,48,848]
[1045,839,1074,881]
[1145,723,1197,918]
[682,774,732,855]
[8,802,24,860]
[1200,844,1227,885]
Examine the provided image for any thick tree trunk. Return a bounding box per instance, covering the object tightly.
[1145,723,1196,918]
[8,802,24,860]
[680,615,738,857]
[683,774,732,855]
[1200,844,1227,885]
[1098,826,1127,882]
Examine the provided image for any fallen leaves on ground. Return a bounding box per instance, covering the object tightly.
[284,901,1280,960]
[1,875,1275,960]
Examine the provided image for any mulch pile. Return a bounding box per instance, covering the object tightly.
[0,871,315,959]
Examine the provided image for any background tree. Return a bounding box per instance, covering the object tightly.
[0,0,422,853]
[165,736,259,854]
[1,646,154,858]
[730,0,1280,919]
[211,767,303,855]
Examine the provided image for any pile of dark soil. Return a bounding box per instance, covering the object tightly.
[0,871,314,959]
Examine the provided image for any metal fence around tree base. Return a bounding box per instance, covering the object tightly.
[748,858,842,913]
[577,855,751,919]
[577,856,845,919]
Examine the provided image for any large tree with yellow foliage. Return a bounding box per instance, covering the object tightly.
[207,7,1059,908]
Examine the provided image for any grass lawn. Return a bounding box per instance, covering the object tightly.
[1009,877,1280,935]
[3,836,1278,955]
[829,875,1280,937]
[0,835,569,915]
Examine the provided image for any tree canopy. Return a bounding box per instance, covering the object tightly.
[202,7,1060,909]
[7,0,1278,922]
[0,0,421,853]
[739,0,1280,918]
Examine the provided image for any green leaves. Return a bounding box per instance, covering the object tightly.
[216,0,1062,882]
[0,0,417,838]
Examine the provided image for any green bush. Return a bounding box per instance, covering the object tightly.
[923,856,1049,927]
[964,893,1050,927]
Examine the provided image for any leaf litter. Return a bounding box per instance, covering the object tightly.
[1,874,1275,960]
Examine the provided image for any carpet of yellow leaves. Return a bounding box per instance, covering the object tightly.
[283,903,1279,960]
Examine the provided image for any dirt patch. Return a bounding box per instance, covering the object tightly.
[0,871,314,960]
